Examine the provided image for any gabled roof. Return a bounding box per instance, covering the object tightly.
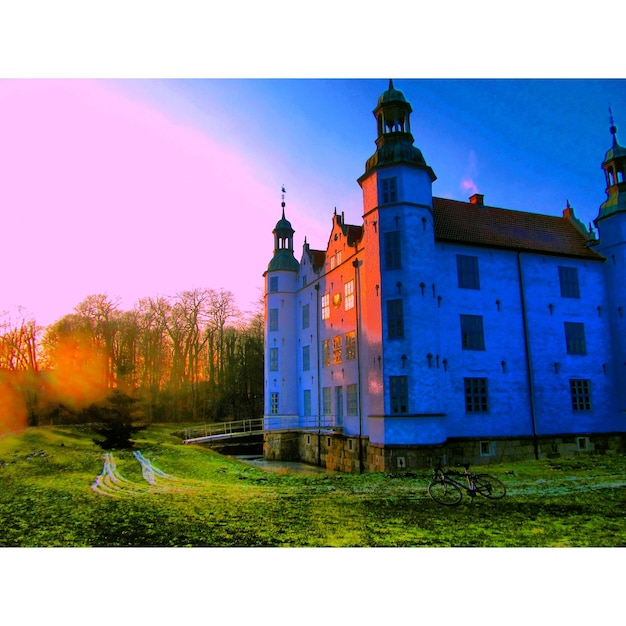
[432,197,603,260]
[309,249,326,272]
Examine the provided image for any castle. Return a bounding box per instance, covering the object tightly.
[262,80,626,472]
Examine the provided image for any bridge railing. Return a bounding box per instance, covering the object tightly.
[263,415,341,431]
[183,418,264,441]
[183,415,342,442]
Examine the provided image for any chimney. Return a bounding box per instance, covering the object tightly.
[469,193,484,206]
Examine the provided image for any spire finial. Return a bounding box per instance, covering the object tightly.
[609,105,618,144]
[389,78,394,90]
[281,185,286,218]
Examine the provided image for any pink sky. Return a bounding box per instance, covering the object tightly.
[0,80,300,325]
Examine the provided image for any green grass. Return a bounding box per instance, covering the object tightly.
[1,424,625,546]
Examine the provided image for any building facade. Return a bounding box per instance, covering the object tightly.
[263,81,626,472]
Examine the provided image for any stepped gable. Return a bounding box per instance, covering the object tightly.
[432,196,602,260]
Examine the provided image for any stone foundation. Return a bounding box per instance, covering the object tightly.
[264,431,626,473]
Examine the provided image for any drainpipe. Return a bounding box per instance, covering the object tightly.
[315,282,322,467]
[353,258,364,474]
[517,252,539,460]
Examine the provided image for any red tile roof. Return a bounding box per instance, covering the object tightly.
[432,197,602,260]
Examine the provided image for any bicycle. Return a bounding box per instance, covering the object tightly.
[428,462,506,505]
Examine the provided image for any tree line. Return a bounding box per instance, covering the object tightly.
[0,290,264,431]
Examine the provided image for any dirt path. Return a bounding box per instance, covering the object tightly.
[91,451,184,497]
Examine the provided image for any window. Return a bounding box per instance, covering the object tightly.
[302,303,310,329]
[465,378,488,413]
[384,231,402,270]
[460,314,485,350]
[322,387,331,415]
[390,375,408,414]
[345,331,356,360]
[303,389,311,417]
[269,308,278,332]
[564,322,587,355]
[330,251,342,270]
[321,293,330,320]
[333,335,343,364]
[302,274,307,288]
[269,347,278,371]
[457,254,480,290]
[381,177,398,204]
[480,441,494,457]
[387,299,404,339]
[269,277,278,293]
[270,392,279,415]
[570,379,591,411]
[302,345,310,372]
[344,280,355,311]
[322,339,331,367]
[559,266,580,298]
[335,386,343,420]
[347,384,358,416]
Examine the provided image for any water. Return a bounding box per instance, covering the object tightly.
[236,455,333,475]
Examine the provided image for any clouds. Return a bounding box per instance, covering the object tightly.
[460,149,480,197]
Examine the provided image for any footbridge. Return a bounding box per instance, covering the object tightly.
[182,417,341,444]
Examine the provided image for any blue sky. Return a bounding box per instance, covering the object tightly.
[1,78,624,326]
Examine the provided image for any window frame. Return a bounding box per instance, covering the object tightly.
[344,279,355,311]
[333,335,343,364]
[321,293,330,320]
[564,321,587,355]
[269,307,278,332]
[387,298,405,339]
[345,330,356,361]
[381,177,398,204]
[346,384,358,416]
[269,347,278,371]
[270,392,279,415]
[303,389,312,417]
[322,387,331,416]
[322,339,331,367]
[558,266,580,299]
[384,230,402,270]
[389,375,408,415]
[464,377,488,413]
[456,254,480,290]
[570,379,592,411]
[460,314,485,350]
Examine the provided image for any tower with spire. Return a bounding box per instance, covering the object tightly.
[357,79,444,434]
[263,187,300,433]
[594,113,626,415]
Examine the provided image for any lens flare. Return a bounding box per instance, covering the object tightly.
[0,375,27,436]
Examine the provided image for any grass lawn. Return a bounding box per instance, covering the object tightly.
[1,423,625,547]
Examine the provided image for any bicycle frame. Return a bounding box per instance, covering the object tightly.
[428,461,506,505]
[433,465,477,496]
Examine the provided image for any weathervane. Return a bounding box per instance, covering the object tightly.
[281,185,286,212]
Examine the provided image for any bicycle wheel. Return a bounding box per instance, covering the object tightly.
[473,474,506,499]
[428,479,463,506]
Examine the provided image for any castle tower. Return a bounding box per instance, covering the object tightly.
[263,188,300,426]
[356,80,445,445]
[594,113,626,414]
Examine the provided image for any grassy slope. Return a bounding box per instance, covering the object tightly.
[0,424,625,547]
